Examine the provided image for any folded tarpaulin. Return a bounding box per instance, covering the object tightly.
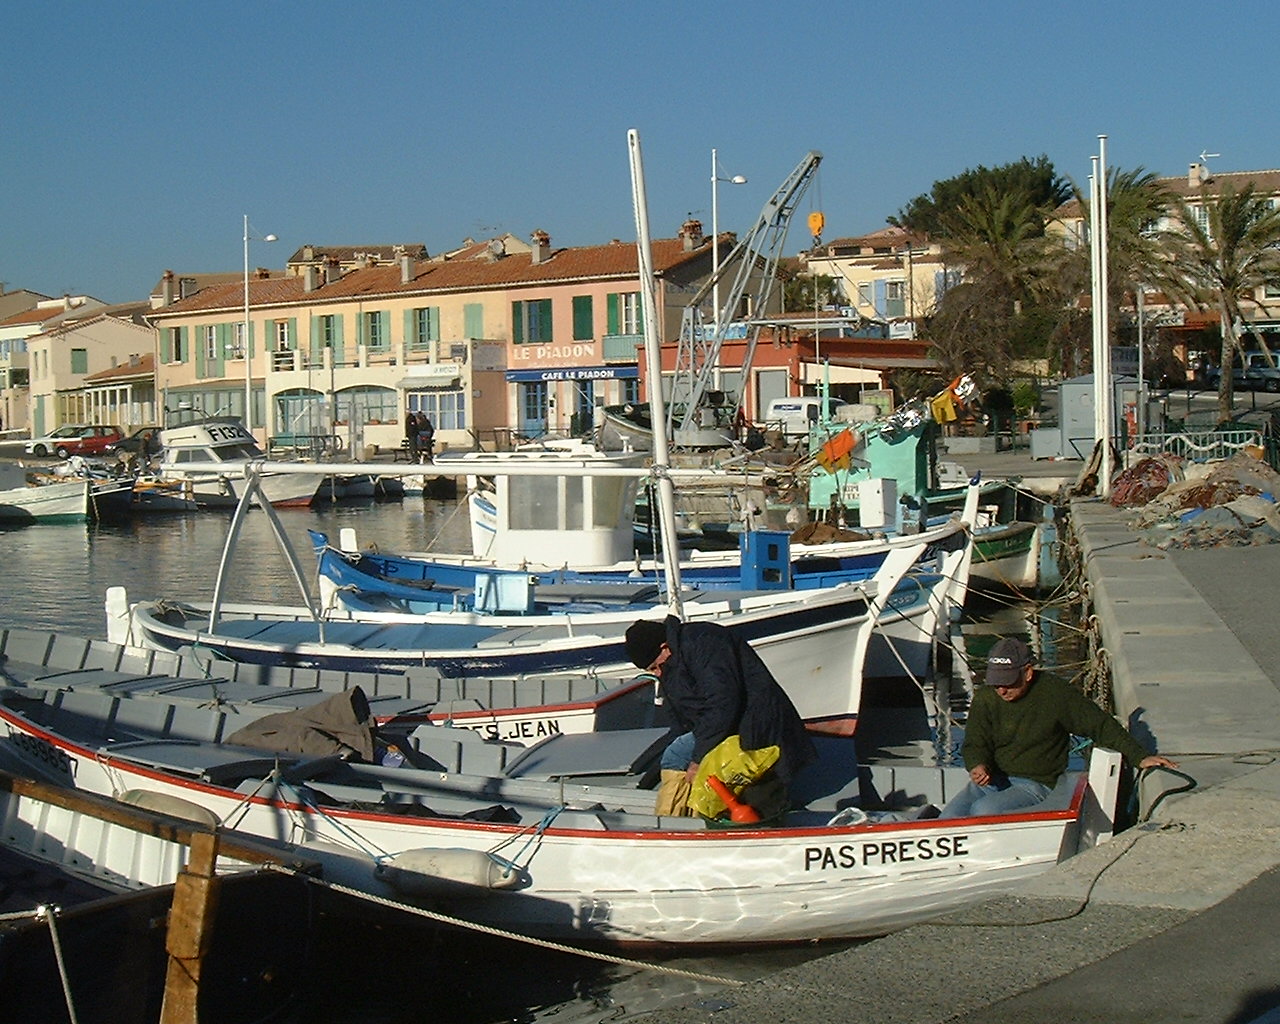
[225,687,375,762]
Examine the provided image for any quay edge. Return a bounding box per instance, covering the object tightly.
[633,487,1280,1024]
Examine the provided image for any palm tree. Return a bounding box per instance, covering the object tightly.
[1162,183,1280,421]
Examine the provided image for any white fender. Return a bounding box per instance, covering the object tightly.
[374,848,525,896]
[118,788,220,828]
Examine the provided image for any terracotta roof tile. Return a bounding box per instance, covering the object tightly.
[151,237,711,317]
[0,306,66,327]
[84,352,155,383]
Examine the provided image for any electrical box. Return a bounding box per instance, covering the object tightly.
[473,572,536,614]
[858,478,898,530]
[738,530,792,590]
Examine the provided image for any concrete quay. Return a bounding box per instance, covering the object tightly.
[639,453,1280,1024]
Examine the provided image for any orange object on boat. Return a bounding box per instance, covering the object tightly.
[705,776,762,823]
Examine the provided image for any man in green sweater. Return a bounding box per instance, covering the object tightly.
[941,638,1177,817]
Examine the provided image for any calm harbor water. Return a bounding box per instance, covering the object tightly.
[0,497,1072,1023]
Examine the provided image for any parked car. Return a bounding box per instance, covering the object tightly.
[1207,352,1280,393]
[24,424,124,459]
[105,426,161,458]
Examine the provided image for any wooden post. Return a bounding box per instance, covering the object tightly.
[159,830,221,1024]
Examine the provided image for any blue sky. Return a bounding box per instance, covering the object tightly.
[4,1,1277,304]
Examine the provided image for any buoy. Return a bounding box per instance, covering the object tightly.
[119,789,220,828]
[374,848,526,896]
[705,776,761,823]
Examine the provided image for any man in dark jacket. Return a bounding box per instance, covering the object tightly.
[942,637,1177,817]
[625,616,817,816]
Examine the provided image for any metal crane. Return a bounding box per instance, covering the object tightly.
[668,149,823,447]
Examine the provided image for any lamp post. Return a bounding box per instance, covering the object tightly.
[243,214,277,437]
[710,148,747,327]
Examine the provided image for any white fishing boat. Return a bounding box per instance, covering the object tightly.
[0,651,1126,947]
[0,463,90,523]
[152,414,328,509]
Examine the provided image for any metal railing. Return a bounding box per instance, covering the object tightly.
[1127,428,1264,462]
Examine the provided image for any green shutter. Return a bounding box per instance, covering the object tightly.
[334,314,344,360]
[607,293,619,335]
[288,318,298,350]
[539,299,552,342]
[195,328,206,378]
[380,311,390,349]
[180,327,189,364]
[636,295,644,334]
[428,306,440,342]
[512,301,524,344]
[464,303,483,338]
[161,328,172,363]
[572,295,593,340]
[311,316,322,360]
[404,308,416,346]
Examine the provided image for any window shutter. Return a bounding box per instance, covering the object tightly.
[334,314,344,358]
[288,318,298,349]
[404,308,415,345]
[539,299,552,341]
[464,303,483,338]
[162,328,172,363]
[180,327,189,363]
[873,279,886,317]
[311,316,322,360]
[512,301,524,344]
[429,306,439,341]
[573,295,593,340]
[195,329,206,378]
[607,293,619,335]
[380,311,390,347]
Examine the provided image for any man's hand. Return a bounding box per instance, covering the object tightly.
[1139,754,1179,770]
[685,761,700,781]
[969,764,992,786]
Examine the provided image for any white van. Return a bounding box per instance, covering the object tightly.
[764,397,848,438]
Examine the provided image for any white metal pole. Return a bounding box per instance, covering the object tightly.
[629,128,684,617]
[711,147,720,328]
[1098,135,1113,497]
[1137,285,1145,437]
[243,214,252,434]
[1089,165,1103,459]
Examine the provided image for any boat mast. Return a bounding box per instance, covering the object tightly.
[628,128,685,619]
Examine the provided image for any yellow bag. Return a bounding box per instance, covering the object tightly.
[688,735,780,820]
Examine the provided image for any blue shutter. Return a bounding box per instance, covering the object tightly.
[873,279,886,317]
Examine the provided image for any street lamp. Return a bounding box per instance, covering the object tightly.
[710,148,747,327]
[243,214,277,437]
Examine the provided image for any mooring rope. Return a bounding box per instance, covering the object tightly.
[37,904,80,1024]
[258,862,745,987]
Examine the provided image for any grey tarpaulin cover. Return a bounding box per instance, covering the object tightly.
[225,687,375,761]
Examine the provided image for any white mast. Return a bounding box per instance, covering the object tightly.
[628,128,685,618]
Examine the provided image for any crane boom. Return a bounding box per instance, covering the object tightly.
[669,150,823,447]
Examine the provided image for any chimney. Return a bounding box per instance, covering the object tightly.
[530,229,551,265]
[400,253,413,284]
[303,264,318,292]
[325,257,342,285]
[161,269,175,307]
[1189,162,1209,187]
[680,217,704,251]
[302,244,315,261]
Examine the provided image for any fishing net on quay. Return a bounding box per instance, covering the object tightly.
[1109,452,1280,549]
